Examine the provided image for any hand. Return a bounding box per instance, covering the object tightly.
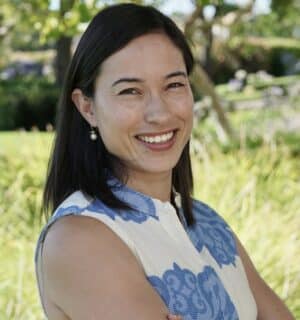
[167,314,183,320]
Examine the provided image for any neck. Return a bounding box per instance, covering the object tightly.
[125,170,172,202]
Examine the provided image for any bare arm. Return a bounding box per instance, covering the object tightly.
[234,235,295,320]
[42,215,173,320]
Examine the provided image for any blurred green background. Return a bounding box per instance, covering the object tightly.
[0,0,299,319]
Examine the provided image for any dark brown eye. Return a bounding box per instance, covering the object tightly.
[167,82,185,89]
[118,88,140,95]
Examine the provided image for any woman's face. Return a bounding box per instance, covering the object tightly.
[91,33,194,177]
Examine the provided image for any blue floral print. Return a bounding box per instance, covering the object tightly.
[148,263,238,320]
[187,201,237,267]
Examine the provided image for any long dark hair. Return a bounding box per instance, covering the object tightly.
[43,3,195,226]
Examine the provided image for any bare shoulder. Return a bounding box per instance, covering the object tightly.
[43,214,133,263]
[42,215,169,320]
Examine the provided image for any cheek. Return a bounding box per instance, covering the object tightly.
[96,105,140,136]
[173,94,194,122]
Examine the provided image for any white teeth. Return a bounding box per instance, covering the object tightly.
[138,131,174,144]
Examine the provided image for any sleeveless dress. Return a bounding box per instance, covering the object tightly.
[34,176,257,319]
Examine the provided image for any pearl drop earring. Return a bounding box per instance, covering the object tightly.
[90,127,97,141]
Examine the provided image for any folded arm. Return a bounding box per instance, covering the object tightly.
[234,234,295,320]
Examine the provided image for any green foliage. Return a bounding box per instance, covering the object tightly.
[0,124,299,318]
[2,0,162,45]
[229,0,300,57]
[0,77,58,130]
[37,2,100,41]
[195,0,225,6]
[0,132,51,319]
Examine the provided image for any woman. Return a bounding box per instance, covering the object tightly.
[35,3,294,319]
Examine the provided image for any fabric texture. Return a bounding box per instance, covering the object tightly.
[34,176,257,319]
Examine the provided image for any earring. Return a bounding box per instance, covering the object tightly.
[90,127,97,141]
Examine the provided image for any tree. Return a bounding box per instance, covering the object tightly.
[1,0,165,86]
[22,0,101,86]
[182,0,252,140]
[177,0,300,141]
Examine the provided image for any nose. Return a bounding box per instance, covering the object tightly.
[144,94,172,124]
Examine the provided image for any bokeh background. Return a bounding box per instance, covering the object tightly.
[0,0,299,318]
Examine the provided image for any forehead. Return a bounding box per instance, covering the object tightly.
[99,33,186,79]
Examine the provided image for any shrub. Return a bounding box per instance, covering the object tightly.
[0,76,59,130]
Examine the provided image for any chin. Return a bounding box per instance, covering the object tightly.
[139,162,177,175]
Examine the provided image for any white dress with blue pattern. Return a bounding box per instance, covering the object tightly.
[35,177,257,319]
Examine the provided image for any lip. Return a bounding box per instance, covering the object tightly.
[135,128,178,137]
[135,129,177,151]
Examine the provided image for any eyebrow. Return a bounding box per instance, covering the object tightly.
[165,71,187,79]
[112,77,144,87]
[111,70,187,87]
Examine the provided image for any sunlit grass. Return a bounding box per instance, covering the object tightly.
[0,129,299,319]
[0,132,51,319]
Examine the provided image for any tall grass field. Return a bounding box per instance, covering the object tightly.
[0,128,299,319]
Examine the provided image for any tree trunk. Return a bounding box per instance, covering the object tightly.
[203,27,214,77]
[191,64,235,142]
[55,35,72,86]
[184,5,234,142]
[54,0,76,86]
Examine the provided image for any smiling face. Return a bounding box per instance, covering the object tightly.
[80,32,194,181]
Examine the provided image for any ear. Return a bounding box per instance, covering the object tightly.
[71,88,97,127]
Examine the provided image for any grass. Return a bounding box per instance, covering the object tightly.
[0,132,51,319]
[0,123,299,318]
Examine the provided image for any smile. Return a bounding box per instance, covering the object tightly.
[136,130,175,144]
